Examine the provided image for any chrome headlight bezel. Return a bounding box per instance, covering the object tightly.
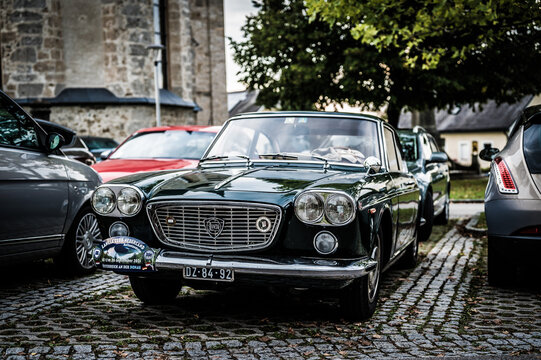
[91,187,116,215]
[117,187,143,216]
[324,193,355,225]
[294,190,356,226]
[91,185,145,217]
[294,191,325,224]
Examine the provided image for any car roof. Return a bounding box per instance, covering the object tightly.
[134,125,221,134]
[230,111,385,123]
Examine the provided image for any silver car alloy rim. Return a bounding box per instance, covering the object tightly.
[75,213,102,269]
[367,234,381,302]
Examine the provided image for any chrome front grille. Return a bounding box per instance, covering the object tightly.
[147,201,282,252]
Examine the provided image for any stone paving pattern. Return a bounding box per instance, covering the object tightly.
[0,224,539,359]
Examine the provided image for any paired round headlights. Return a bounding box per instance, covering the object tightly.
[92,186,143,216]
[294,191,355,225]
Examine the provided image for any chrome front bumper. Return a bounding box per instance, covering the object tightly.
[156,251,378,280]
[94,236,377,281]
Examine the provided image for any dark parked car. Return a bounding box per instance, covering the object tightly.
[92,111,421,319]
[80,136,119,161]
[0,90,102,274]
[480,105,541,286]
[398,127,450,241]
[61,134,97,166]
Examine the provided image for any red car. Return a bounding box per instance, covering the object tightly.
[92,125,221,182]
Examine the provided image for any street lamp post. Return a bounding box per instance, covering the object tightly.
[147,44,165,127]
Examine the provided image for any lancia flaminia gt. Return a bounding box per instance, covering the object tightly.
[92,112,421,319]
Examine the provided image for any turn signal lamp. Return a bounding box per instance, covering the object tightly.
[494,157,518,194]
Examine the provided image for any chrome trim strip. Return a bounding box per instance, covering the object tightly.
[146,200,283,253]
[156,251,377,280]
[0,234,63,245]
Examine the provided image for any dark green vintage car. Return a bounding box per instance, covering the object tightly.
[91,112,421,319]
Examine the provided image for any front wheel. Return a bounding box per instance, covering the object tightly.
[340,229,382,320]
[434,189,450,225]
[419,194,434,242]
[130,276,183,305]
[57,207,102,275]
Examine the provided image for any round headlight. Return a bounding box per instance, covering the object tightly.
[109,221,130,237]
[314,231,338,255]
[295,192,324,223]
[117,187,142,215]
[92,187,115,214]
[325,193,355,225]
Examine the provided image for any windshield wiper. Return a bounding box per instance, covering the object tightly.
[200,155,229,162]
[310,154,330,170]
[200,154,252,167]
[258,153,299,160]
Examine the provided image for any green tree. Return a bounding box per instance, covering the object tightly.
[231,0,541,127]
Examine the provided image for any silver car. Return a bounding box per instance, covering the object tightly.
[480,104,541,286]
[0,90,102,274]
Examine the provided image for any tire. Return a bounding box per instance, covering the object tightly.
[130,276,183,305]
[488,237,515,287]
[57,206,102,275]
[340,229,382,320]
[419,193,434,242]
[434,189,450,225]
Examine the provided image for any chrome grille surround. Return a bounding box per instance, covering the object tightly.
[146,201,282,252]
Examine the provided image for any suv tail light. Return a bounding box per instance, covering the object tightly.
[494,157,518,194]
[515,226,541,236]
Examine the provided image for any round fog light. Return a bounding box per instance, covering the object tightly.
[109,221,129,237]
[314,231,338,255]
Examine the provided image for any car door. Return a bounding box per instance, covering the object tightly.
[426,134,448,214]
[0,93,68,257]
[383,126,418,254]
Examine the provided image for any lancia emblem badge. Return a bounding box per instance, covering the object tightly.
[165,216,176,226]
[204,217,225,238]
[256,216,271,233]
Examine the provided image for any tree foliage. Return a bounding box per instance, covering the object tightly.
[231,0,541,127]
[305,0,541,69]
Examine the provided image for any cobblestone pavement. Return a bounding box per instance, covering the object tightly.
[0,224,539,359]
[450,202,484,219]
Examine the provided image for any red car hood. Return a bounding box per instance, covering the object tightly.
[92,158,199,182]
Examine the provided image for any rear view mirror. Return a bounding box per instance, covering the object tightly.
[479,147,500,161]
[46,133,65,152]
[427,152,448,163]
[364,156,381,174]
[100,149,113,160]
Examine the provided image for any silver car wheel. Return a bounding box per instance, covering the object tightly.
[367,234,381,303]
[75,213,102,269]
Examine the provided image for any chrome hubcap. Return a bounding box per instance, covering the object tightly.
[75,213,102,269]
[368,235,381,302]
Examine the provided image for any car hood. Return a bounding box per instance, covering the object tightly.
[92,158,199,182]
[108,164,367,207]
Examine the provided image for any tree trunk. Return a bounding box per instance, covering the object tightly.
[386,99,402,129]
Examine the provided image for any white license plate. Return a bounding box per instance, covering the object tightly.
[183,266,234,282]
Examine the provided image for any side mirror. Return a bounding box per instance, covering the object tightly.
[427,151,448,163]
[100,149,113,160]
[364,156,381,175]
[46,132,65,152]
[479,147,500,161]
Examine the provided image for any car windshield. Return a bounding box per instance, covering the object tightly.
[110,130,216,159]
[398,132,418,162]
[205,116,380,165]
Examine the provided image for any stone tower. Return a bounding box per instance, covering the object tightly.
[0,0,227,141]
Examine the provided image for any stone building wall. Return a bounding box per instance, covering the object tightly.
[49,105,196,141]
[1,0,65,98]
[190,0,227,125]
[0,0,227,135]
